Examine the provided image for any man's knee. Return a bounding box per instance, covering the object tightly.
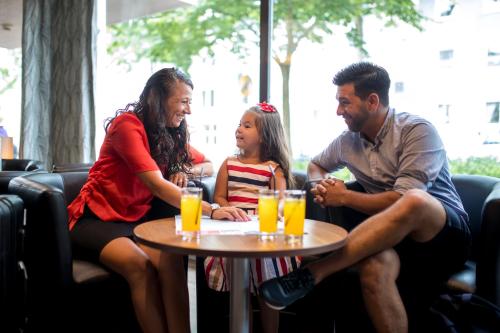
[398,189,433,213]
[358,250,400,295]
[398,189,447,241]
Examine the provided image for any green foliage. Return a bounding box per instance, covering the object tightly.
[0,49,21,96]
[292,158,309,171]
[449,156,500,178]
[108,0,423,72]
[331,168,353,182]
[294,156,500,181]
[292,159,352,181]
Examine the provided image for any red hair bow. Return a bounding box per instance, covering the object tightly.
[258,102,277,113]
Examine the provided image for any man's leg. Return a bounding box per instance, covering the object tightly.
[260,189,446,317]
[357,249,407,333]
[307,189,446,284]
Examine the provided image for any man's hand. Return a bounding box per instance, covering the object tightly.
[211,206,251,222]
[169,172,188,188]
[310,178,348,207]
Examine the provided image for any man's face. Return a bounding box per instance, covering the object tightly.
[335,83,370,133]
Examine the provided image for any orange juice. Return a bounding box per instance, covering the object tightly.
[181,188,202,238]
[258,195,279,233]
[284,190,306,240]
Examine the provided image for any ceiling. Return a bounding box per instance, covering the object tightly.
[0,0,195,49]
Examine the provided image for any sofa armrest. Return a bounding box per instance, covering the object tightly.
[2,159,45,171]
[191,176,216,203]
[476,180,500,306]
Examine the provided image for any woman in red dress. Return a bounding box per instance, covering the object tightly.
[68,68,248,333]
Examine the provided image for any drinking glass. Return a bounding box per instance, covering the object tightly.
[284,190,306,243]
[180,187,202,240]
[258,189,279,241]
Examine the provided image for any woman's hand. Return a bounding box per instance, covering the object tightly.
[211,206,251,222]
[169,172,188,188]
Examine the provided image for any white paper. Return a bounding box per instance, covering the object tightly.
[175,215,284,235]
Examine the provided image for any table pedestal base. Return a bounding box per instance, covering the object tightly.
[230,257,250,333]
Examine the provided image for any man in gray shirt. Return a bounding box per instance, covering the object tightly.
[260,62,471,332]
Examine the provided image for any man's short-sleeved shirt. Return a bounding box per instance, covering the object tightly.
[68,112,160,229]
[312,108,468,227]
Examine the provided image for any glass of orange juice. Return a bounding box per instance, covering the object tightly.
[181,187,202,240]
[258,189,279,241]
[284,190,306,243]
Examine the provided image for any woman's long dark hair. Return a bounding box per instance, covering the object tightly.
[105,68,193,177]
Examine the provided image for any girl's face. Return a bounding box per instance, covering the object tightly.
[164,81,193,128]
[236,111,260,151]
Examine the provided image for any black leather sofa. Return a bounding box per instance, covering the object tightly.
[8,172,139,332]
[0,159,46,193]
[51,162,94,173]
[447,174,500,305]
[2,159,44,172]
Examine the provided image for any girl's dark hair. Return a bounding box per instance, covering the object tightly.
[247,105,295,188]
[105,68,193,177]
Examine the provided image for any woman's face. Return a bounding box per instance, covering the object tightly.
[165,81,193,128]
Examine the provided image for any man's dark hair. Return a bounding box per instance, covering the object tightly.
[333,62,391,106]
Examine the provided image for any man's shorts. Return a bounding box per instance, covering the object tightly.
[395,203,471,304]
[329,200,471,303]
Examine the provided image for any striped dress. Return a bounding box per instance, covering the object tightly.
[204,156,301,292]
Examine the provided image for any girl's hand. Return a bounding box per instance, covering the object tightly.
[169,172,188,188]
[212,206,251,222]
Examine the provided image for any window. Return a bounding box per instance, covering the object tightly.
[438,104,451,124]
[487,102,500,123]
[488,49,500,66]
[440,4,455,16]
[0,48,21,151]
[440,49,454,61]
[483,102,500,144]
[395,82,404,93]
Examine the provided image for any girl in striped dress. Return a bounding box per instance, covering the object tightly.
[204,102,300,332]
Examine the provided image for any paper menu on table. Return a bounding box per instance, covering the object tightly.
[174,215,284,235]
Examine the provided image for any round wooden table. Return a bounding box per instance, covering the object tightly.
[134,217,348,333]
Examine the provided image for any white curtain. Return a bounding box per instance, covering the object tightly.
[21,0,96,169]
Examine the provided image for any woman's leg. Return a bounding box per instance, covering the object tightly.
[100,237,168,333]
[140,244,190,333]
[258,296,279,333]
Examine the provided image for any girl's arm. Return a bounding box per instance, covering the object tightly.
[271,166,287,192]
[213,158,230,207]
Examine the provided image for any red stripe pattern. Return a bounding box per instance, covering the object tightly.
[227,164,273,177]
[204,156,301,292]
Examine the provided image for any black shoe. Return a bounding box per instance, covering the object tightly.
[259,268,315,310]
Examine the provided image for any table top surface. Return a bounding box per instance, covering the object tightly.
[134,217,348,258]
